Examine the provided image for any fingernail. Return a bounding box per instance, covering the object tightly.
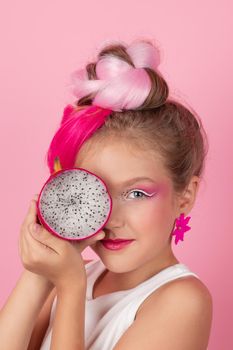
[33,223,41,232]
[97,233,105,240]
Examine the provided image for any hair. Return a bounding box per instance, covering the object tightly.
[46,39,209,198]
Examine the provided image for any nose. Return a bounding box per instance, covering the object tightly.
[104,194,124,230]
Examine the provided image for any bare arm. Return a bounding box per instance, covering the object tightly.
[27,260,93,350]
[50,283,86,350]
[49,260,93,350]
[0,269,53,350]
[112,278,213,350]
[27,285,57,350]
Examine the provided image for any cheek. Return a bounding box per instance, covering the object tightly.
[128,185,175,240]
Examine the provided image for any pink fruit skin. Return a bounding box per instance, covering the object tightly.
[36,167,112,241]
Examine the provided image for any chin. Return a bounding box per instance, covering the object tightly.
[100,254,139,273]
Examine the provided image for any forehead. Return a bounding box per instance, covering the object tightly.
[75,139,171,187]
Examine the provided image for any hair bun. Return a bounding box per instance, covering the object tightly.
[69,39,169,111]
[126,40,161,71]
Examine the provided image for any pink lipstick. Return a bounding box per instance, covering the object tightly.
[100,239,135,251]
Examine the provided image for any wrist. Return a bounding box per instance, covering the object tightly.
[22,269,54,292]
[56,279,86,298]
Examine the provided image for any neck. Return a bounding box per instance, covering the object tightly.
[104,245,179,291]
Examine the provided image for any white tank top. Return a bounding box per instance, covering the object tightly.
[40,259,199,350]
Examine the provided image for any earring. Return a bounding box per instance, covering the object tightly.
[172,213,191,245]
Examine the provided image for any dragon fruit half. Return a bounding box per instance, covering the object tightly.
[36,157,112,241]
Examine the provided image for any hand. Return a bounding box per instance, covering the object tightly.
[18,194,106,291]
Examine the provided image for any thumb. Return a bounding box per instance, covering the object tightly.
[80,231,105,248]
[92,230,106,241]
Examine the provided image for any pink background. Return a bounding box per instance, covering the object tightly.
[0,1,232,349]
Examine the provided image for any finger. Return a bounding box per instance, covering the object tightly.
[75,230,106,251]
[17,234,22,258]
[22,195,40,228]
[28,223,63,254]
[18,227,30,266]
[20,230,54,273]
[19,220,29,251]
[89,230,106,243]
[26,226,55,256]
[33,194,39,201]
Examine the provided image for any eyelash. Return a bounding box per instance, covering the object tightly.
[123,189,152,200]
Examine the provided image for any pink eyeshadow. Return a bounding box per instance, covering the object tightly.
[138,183,169,196]
[136,184,160,194]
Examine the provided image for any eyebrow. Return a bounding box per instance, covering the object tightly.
[118,177,156,187]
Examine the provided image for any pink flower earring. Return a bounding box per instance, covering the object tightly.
[172,213,191,245]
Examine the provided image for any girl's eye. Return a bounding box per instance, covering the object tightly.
[125,189,150,200]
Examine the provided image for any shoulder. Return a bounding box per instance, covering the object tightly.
[156,275,213,324]
[166,275,213,308]
[113,276,213,349]
[159,274,212,305]
[137,275,213,321]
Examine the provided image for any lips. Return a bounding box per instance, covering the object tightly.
[100,239,135,251]
[101,239,134,243]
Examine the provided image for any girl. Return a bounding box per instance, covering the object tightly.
[0,39,213,349]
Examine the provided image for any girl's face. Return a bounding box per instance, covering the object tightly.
[75,139,179,273]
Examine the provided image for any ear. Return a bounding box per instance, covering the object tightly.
[175,176,200,216]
